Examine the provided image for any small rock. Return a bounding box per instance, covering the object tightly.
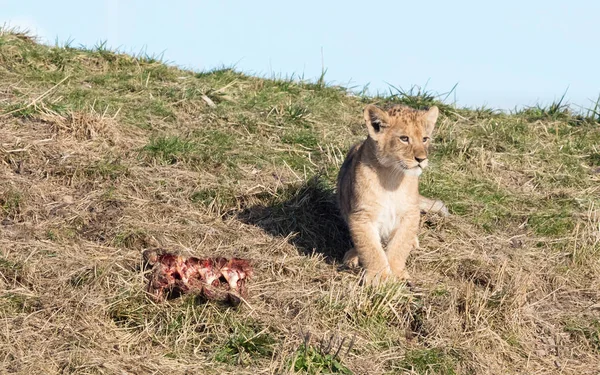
[63,195,74,204]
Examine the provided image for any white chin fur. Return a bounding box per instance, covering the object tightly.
[404,167,422,177]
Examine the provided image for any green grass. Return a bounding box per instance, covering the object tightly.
[1,293,43,314]
[84,159,130,180]
[1,190,22,220]
[2,101,69,118]
[213,322,275,365]
[190,187,236,208]
[528,210,575,236]
[0,257,25,284]
[142,136,198,164]
[374,83,454,112]
[69,266,101,288]
[397,348,459,375]
[587,152,600,166]
[564,319,600,352]
[342,283,414,329]
[290,344,352,374]
[282,129,319,149]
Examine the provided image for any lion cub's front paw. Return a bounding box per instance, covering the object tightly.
[363,267,395,286]
[400,269,412,280]
[342,248,360,268]
[389,261,412,281]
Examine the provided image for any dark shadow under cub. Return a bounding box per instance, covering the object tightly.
[237,176,351,264]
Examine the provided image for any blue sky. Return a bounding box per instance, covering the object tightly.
[2,0,599,109]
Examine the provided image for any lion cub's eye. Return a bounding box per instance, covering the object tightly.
[423,137,430,143]
[399,136,409,143]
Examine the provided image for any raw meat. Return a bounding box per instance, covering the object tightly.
[142,248,252,306]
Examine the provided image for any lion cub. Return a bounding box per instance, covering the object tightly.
[337,104,446,284]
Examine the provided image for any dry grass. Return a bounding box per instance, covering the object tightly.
[1,29,599,374]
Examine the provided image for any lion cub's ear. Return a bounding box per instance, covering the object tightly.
[424,106,439,135]
[364,104,389,140]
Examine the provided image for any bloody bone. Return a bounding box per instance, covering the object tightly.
[142,249,252,305]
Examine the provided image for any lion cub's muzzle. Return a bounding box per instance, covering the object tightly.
[413,156,428,169]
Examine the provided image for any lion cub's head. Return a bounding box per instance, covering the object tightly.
[363,104,439,176]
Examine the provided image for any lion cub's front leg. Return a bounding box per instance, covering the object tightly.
[385,213,420,280]
[347,219,392,284]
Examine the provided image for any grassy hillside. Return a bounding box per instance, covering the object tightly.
[1,29,599,374]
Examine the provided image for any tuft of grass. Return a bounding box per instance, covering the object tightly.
[584,94,600,123]
[1,293,43,314]
[0,256,25,285]
[587,152,600,167]
[564,319,600,352]
[140,131,237,171]
[285,102,311,122]
[342,282,415,329]
[69,266,100,288]
[528,210,575,236]
[84,159,129,180]
[398,348,458,375]
[112,228,151,249]
[190,187,237,209]
[290,344,352,375]
[142,136,197,164]
[1,190,22,220]
[373,83,454,112]
[518,91,572,121]
[3,102,69,119]
[282,129,319,149]
[194,66,238,80]
[214,322,275,365]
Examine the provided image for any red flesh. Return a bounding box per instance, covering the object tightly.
[143,249,252,305]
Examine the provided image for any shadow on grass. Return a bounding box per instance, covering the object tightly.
[237,176,351,264]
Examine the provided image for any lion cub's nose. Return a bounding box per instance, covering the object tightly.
[415,156,426,163]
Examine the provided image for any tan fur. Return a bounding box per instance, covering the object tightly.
[337,104,446,284]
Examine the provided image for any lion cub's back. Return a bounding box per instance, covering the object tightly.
[336,142,363,222]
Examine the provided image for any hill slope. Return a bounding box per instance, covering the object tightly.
[1,30,599,374]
